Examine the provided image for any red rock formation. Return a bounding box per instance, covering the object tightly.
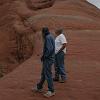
[0,0,100,75]
[25,0,55,10]
[0,0,100,100]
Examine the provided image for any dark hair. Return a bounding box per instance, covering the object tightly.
[42,27,49,34]
[42,27,50,39]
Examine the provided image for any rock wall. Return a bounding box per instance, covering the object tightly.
[0,0,100,76]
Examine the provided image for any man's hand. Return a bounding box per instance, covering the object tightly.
[57,43,66,54]
[41,56,44,62]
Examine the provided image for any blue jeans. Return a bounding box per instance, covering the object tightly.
[55,51,66,80]
[37,60,54,92]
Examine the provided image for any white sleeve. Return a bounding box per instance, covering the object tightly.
[60,34,67,44]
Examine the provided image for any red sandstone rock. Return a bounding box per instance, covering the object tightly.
[0,0,100,85]
[0,0,100,100]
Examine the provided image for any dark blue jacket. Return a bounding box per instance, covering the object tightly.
[43,33,55,62]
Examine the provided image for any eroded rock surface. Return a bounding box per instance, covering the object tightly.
[0,0,100,75]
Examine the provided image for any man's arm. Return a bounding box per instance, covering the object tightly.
[57,43,66,53]
[42,36,54,59]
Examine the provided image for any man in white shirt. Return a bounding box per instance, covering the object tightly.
[54,29,67,83]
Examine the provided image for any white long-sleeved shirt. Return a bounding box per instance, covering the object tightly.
[55,33,67,54]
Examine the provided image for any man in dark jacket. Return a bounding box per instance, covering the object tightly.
[33,27,55,97]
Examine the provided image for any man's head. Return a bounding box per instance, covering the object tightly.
[42,27,50,39]
[55,28,63,36]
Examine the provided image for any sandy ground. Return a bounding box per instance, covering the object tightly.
[0,1,100,100]
[0,56,100,100]
[0,30,100,100]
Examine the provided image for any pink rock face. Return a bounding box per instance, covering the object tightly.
[0,0,100,73]
[0,1,100,100]
[25,0,55,10]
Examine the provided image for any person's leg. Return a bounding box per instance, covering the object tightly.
[54,54,59,81]
[37,63,45,89]
[57,51,66,81]
[44,60,54,92]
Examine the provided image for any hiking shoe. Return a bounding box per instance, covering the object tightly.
[32,86,43,93]
[44,91,55,97]
[59,79,66,83]
[53,78,59,82]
